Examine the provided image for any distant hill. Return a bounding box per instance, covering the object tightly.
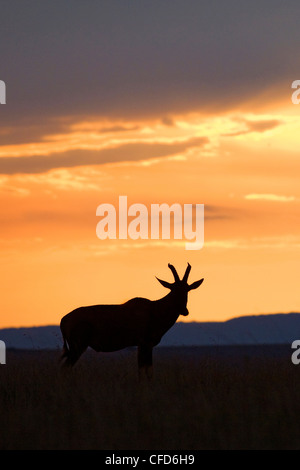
[1,312,300,350]
[160,312,300,346]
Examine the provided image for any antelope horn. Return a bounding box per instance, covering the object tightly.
[182,263,191,282]
[168,263,180,283]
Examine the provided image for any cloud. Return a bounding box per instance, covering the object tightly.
[87,235,300,258]
[0,185,30,197]
[201,204,236,221]
[161,116,175,127]
[0,118,74,145]
[222,118,282,137]
[0,120,141,146]
[0,136,208,175]
[245,194,296,202]
[1,1,300,130]
[245,119,282,133]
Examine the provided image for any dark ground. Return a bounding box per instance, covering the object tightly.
[0,344,299,450]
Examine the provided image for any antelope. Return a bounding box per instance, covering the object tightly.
[60,263,204,378]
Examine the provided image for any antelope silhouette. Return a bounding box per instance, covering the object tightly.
[60,263,204,378]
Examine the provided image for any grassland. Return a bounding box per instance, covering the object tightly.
[0,345,299,450]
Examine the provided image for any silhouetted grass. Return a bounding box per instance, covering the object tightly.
[0,345,299,450]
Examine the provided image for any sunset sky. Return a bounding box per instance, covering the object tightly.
[0,1,299,328]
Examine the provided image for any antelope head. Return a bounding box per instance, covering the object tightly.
[156,263,204,316]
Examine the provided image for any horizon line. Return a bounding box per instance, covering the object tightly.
[1,311,299,330]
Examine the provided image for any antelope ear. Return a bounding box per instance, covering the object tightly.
[156,277,173,290]
[188,278,204,291]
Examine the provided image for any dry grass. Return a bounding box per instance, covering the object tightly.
[0,345,300,450]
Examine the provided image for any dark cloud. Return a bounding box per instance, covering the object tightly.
[94,125,141,134]
[222,118,282,137]
[0,118,141,145]
[0,136,208,175]
[161,116,175,127]
[0,0,299,129]
[201,204,235,221]
[245,119,282,133]
[0,117,74,145]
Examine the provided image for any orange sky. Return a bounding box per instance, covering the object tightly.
[1,101,299,328]
[1,2,300,328]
